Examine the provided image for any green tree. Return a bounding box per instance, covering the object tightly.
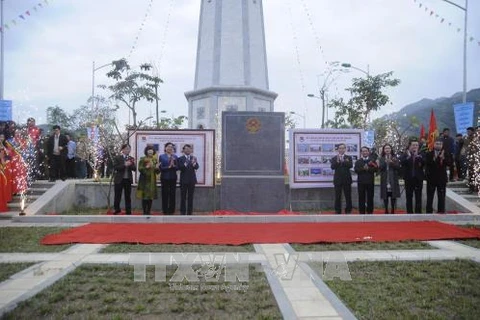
[46,105,72,129]
[101,59,158,128]
[330,72,400,129]
[370,115,419,152]
[70,96,118,137]
[285,114,297,130]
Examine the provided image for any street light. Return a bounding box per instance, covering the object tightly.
[341,63,369,76]
[289,111,306,128]
[307,64,346,129]
[440,0,468,103]
[0,0,5,100]
[306,93,325,128]
[91,61,115,112]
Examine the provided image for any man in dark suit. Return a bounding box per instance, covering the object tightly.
[354,146,377,214]
[113,144,136,215]
[46,125,68,182]
[441,128,455,181]
[177,144,200,215]
[330,143,353,214]
[425,139,451,213]
[400,139,425,213]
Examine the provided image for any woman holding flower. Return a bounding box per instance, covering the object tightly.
[136,145,160,215]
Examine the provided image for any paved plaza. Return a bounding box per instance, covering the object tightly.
[1,218,480,319]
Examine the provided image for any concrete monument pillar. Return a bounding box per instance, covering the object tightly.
[184,0,277,130]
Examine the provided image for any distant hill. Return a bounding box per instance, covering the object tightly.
[386,88,480,136]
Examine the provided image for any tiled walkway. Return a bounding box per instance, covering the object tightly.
[1,222,480,319]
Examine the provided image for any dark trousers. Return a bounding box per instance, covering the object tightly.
[383,193,397,214]
[114,179,132,214]
[334,183,352,214]
[405,178,423,213]
[455,155,464,179]
[142,199,153,215]
[66,158,76,178]
[49,154,66,181]
[161,179,176,214]
[448,154,455,180]
[180,183,196,215]
[358,183,374,214]
[426,183,446,213]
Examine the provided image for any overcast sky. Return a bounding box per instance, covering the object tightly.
[3,0,480,129]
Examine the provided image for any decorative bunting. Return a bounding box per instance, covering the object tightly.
[2,1,52,33]
[127,0,155,59]
[412,0,480,47]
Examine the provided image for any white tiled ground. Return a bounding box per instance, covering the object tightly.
[0,222,479,319]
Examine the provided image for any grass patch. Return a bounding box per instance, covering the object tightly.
[101,243,255,253]
[2,264,281,319]
[313,259,480,320]
[0,263,35,283]
[60,206,109,215]
[291,241,433,251]
[457,225,480,249]
[0,227,71,252]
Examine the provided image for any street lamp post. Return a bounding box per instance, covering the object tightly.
[440,0,468,103]
[289,111,306,128]
[91,61,114,112]
[0,0,4,100]
[341,63,369,76]
[307,92,327,128]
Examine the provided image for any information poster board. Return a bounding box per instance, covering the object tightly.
[453,102,474,135]
[0,100,12,121]
[128,130,215,187]
[289,129,363,188]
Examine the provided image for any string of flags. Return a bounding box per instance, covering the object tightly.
[412,0,480,47]
[1,0,52,33]
[127,0,155,59]
[299,0,330,70]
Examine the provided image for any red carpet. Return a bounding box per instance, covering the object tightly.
[43,209,461,216]
[41,221,480,245]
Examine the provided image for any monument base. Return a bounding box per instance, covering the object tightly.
[220,176,286,212]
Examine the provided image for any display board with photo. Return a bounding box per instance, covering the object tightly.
[288,129,363,188]
[128,130,215,187]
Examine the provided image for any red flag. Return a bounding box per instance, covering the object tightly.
[427,109,438,151]
[420,124,425,140]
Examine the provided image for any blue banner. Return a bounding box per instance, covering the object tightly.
[363,130,375,148]
[453,102,474,135]
[0,100,12,121]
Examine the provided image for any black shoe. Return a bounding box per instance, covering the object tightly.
[113,211,121,215]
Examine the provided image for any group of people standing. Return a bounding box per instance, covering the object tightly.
[113,142,199,215]
[331,126,480,214]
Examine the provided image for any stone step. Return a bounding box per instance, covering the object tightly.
[448,187,470,194]
[26,187,50,195]
[7,202,25,209]
[13,195,40,201]
[463,194,480,200]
